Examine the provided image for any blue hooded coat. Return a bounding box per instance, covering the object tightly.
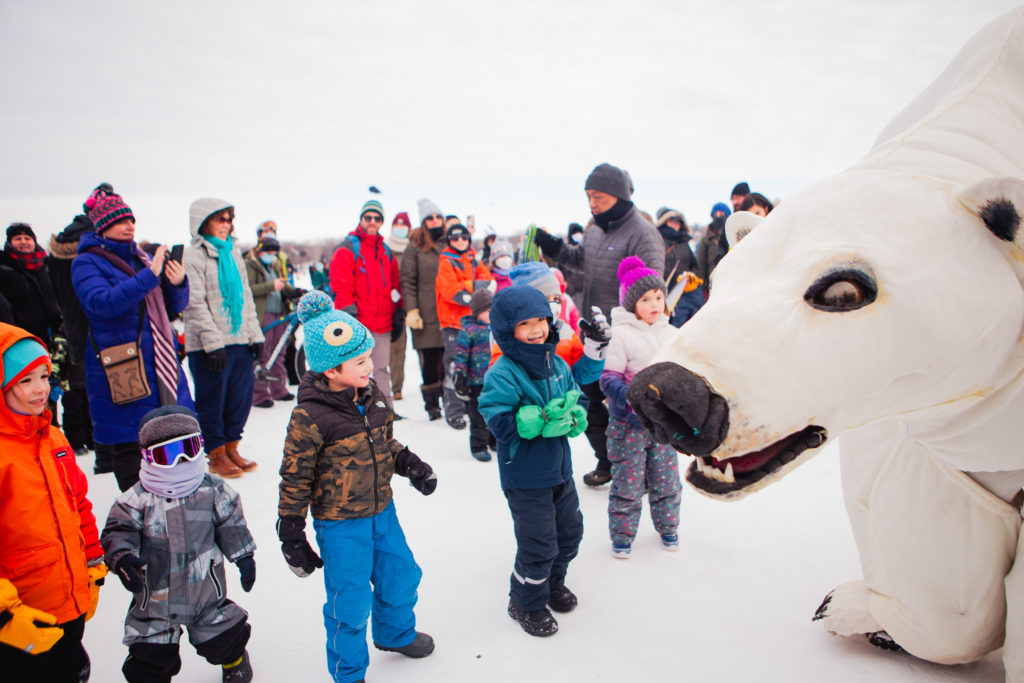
[478,286,581,490]
[72,232,193,444]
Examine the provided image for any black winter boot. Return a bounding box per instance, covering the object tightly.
[374,632,435,658]
[508,600,558,637]
[222,650,252,682]
[421,383,443,421]
[548,585,578,613]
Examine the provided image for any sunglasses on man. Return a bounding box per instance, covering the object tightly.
[363,214,383,224]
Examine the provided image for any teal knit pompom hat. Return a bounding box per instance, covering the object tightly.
[296,291,374,372]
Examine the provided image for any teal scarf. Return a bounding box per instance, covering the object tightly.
[202,234,244,334]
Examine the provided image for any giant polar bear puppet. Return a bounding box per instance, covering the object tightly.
[627,6,1024,681]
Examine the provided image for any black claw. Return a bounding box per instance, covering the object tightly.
[866,631,904,653]
[812,592,833,621]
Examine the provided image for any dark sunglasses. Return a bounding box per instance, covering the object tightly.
[449,234,469,241]
[427,214,443,221]
[363,214,383,223]
[141,433,204,468]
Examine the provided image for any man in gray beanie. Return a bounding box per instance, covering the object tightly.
[531,162,664,488]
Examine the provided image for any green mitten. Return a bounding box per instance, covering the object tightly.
[540,390,581,437]
[516,405,545,439]
[567,404,589,437]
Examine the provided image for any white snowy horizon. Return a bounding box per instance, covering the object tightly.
[2,0,1021,247]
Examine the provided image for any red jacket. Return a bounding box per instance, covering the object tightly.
[329,228,403,335]
[0,323,102,624]
[435,247,492,329]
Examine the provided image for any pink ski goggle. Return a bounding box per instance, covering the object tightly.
[141,433,204,468]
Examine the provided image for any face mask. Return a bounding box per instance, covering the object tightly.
[260,253,277,265]
[392,227,409,240]
[570,232,583,244]
[428,227,444,241]
[494,255,513,270]
[549,301,562,318]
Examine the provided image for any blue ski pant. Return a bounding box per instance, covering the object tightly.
[187,344,255,451]
[313,502,422,683]
[504,479,583,611]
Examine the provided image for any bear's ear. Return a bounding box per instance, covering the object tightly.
[725,211,763,247]
[956,177,1024,243]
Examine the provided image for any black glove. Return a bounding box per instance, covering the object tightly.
[453,290,472,306]
[453,371,470,401]
[276,516,323,578]
[236,555,256,592]
[533,228,564,259]
[284,287,308,301]
[248,343,264,359]
[206,348,227,373]
[114,554,146,593]
[395,448,437,496]
[390,309,405,343]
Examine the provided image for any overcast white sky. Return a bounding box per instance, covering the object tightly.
[1,0,1020,245]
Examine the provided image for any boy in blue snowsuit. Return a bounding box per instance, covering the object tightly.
[276,292,437,683]
[478,285,587,638]
[452,288,496,462]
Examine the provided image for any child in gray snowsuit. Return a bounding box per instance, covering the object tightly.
[101,406,256,683]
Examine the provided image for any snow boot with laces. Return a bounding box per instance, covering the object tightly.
[508,600,558,637]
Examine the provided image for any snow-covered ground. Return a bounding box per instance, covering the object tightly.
[79,347,1007,682]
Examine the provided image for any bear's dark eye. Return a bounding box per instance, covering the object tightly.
[804,268,877,312]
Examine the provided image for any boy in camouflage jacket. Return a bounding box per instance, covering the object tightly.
[101,406,256,683]
[277,292,437,683]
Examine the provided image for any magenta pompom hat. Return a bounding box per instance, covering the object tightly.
[85,187,134,233]
[617,256,665,312]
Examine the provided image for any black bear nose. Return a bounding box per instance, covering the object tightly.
[627,362,729,456]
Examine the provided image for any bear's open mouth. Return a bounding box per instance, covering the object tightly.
[686,425,828,497]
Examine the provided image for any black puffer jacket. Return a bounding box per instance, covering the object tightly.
[47,215,94,361]
[0,250,62,346]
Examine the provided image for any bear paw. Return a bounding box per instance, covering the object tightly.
[812,581,884,637]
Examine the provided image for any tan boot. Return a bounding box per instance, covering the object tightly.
[225,440,258,472]
[207,445,242,478]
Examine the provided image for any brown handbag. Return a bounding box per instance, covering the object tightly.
[90,303,152,405]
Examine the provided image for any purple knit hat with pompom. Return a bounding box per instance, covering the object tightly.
[617,256,665,312]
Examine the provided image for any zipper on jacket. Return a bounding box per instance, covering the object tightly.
[362,411,380,513]
[210,559,223,600]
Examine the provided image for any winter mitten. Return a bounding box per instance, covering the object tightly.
[113,554,146,593]
[236,555,256,592]
[277,516,323,578]
[395,449,438,496]
[452,371,470,401]
[0,579,63,654]
[567,404,589,437]
[248,343,264,359]
[681,271,704,293]
[85,563,107,621]
[515,405,545,439]
[206,348,228,373]
[406,308,424,330]
[452,290,472,306]
[579,307,611,361]
[532,228,564,259]
[390,309,405,342]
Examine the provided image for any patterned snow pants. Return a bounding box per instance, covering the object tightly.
[606,418,682,545]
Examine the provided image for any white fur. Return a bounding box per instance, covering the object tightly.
[649,7,1024,679]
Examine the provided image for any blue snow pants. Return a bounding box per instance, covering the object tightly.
[313,502,422,683]
[503,479,584,611]
[187,344,255,451]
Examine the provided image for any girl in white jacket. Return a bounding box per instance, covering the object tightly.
[598,257,683,558]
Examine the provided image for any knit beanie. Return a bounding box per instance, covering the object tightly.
[138,405,202,449]
[257,236,280,253]
[731,182,750,197]
[296,291,375,372]
[1,336,50,392]
[417,198,443,224]
[711,202,732,218]
[470,288,493,318]
[392,212,411,227]
[85,187,134,234]
[360,199,384,220]
[510,262,560,299]
[6,223,36,244]
[490,240,515,263]
[584,163,633,202]
[618,256,666,313]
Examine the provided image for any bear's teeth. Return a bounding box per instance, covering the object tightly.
[697,458,735,483]
[723,462,735,483]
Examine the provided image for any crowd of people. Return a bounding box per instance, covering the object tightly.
[0,166,773,683]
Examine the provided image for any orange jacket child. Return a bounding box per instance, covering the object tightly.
[0,322,105,680]
[435,234,492,330]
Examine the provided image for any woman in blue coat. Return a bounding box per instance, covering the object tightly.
[71,188,193,491]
